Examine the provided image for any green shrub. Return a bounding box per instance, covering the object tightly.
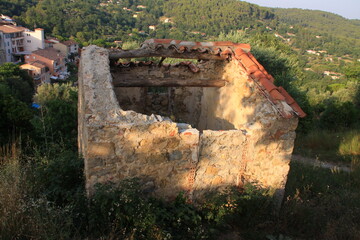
[320,101,358,129]
[200,184,274,238]
[326,83,346,93]
[88,180,209,240]
[35,150,85,206]
[88,180,161,239]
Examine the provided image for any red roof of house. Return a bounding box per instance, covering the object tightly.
[0,25,27,33]
[31,48,65,61]
[29,61,47,69]
[138,39,306,118]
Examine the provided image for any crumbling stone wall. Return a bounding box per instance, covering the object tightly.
[79,45,298,203]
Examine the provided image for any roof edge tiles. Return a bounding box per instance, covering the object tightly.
[124,39,307,119]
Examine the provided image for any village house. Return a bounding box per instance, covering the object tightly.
[45,39,55,48]
[148,25,156,30]
[0,14,16,26]
[25,48,67,80]
[323,71,344,80]
[160,17,173,24]
[20,61,51,85]
[306,50,319,55]
[0,25,45,62]
[53,40,79,61]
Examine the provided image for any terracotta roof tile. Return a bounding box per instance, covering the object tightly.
[31,48,64,61]
[121,39,306,119]
[278,87,306,118]
[29,61,47,69]
[0,25,26,33]
[116,60,200,73]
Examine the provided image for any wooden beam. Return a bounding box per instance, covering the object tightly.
[112,78,226,87]
[109,48,227,60]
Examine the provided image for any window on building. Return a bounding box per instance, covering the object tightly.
[7,42,9,46]
[27,34,30,36]
[8,49,10,53]
[27,40,31,43]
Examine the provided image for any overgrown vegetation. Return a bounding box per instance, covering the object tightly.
[2,150,360,239]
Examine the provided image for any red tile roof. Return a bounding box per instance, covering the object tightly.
[117,61,200,73]
[0,25,27,33]
[139,39,306,118]
[29,61,47,69]
[31,48,65,61]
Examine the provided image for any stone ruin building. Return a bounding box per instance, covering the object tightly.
[78,39,306,203]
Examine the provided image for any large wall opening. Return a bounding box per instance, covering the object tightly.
[110,58,253,131]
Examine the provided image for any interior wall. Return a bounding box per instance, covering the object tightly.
[114,87,145,113]
[113,60,228,129]
[198,61,256,131]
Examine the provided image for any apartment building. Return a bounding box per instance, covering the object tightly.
[0,25,44,62]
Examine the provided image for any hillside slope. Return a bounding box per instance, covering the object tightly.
[272,8,360,40]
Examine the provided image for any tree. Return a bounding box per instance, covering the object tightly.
[32,83,78,148]
[0,63,34,144]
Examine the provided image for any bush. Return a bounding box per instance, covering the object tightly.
[320,101,358,129]
[200,184,274,239]
[88,180,209,240]
[31,83,78,148]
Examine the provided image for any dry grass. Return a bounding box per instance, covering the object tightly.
[0,153,76,240]
[294,129,360,163]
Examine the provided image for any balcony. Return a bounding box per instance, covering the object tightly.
[12,36,24,41]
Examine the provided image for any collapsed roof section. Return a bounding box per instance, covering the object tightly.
[109,39,306,119]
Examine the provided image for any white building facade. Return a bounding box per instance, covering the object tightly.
[0,25,45,63]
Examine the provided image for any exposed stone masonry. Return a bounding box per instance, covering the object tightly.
[79,42,302,205]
